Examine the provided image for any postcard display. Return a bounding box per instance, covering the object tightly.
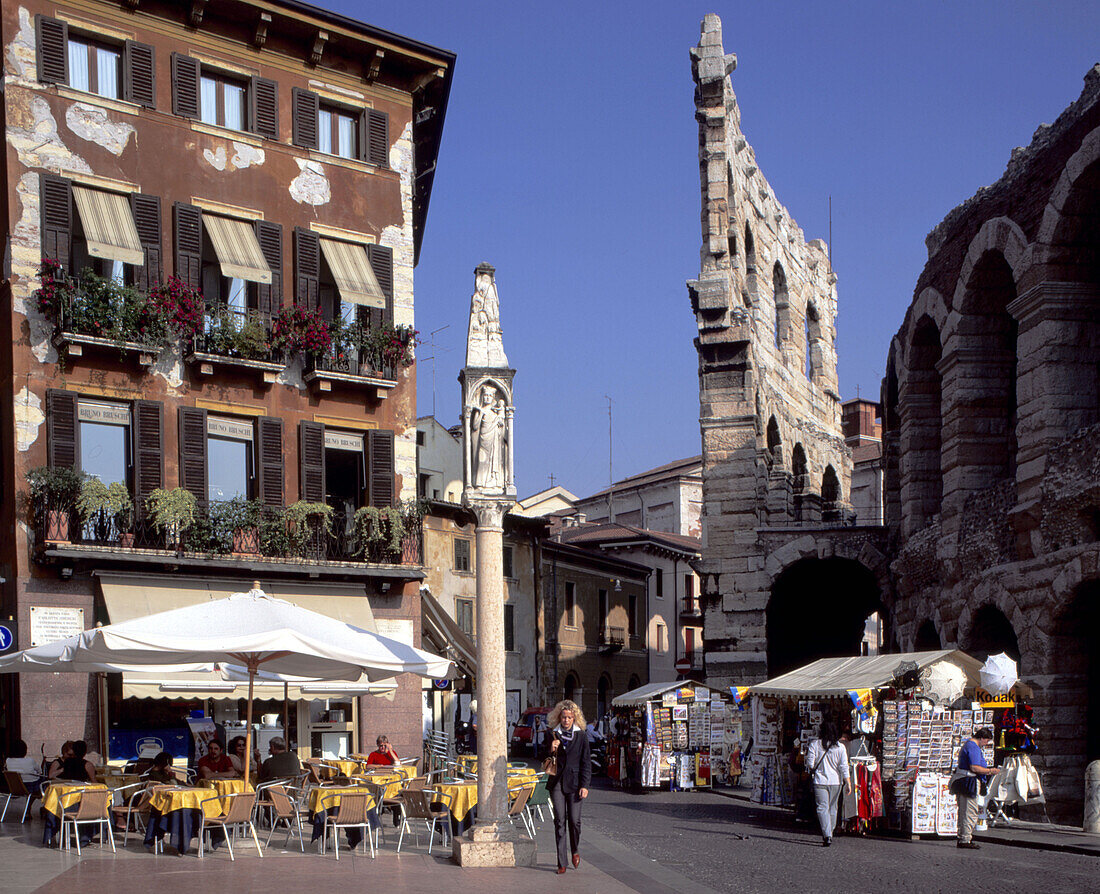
[641,686,735,790]
[750,696,849,807]
[882,700,994,835]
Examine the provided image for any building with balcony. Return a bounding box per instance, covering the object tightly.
[0,0,453,764]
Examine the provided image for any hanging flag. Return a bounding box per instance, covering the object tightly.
[847,688,873,719]
[729,685,750,709]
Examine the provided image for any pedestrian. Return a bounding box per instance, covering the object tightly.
[545,699,591,874]
[804,719,851,847]
[953,727,998,850]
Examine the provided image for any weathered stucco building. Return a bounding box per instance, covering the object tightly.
[688,15,889,687]
[885,63,1100,823]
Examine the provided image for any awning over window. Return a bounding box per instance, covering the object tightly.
[72,186,145,266]
[319,238,385,309]
[420,588,476,681]
[96,573,383,699]
[204,214,272,284]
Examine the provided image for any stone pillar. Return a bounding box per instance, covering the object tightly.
[1084,761,1100,833]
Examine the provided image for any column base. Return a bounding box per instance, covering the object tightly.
[451,820,537,867]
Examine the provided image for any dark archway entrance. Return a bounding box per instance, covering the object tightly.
[596,674,612,721]
[965,604,1020,666]
[914,619,942,651]
[766,557,882,677]
[563,672,578,703]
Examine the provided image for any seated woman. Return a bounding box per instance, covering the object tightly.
[145,751,177,784]
[47,741,74,779]
[364,735,399,766]
[226,736,259,777]
[5,739,44,795]
[196,740,236,780]
[57,740,96,782]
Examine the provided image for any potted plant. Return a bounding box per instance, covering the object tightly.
[285,501,333,558]
[221,497,263,555]
[26,466,85,544]
[76,478,134,544]
[146,487,197,551]
[353,505,406,562]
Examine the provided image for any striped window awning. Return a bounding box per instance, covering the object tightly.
[204,214,272,284]
[319,237,385,308]
[72,186,145,266]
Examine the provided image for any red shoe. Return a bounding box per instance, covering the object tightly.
[572,854,580,868]
[557,867,567,874]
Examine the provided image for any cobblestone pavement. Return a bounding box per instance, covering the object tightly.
[581,781,1099,894]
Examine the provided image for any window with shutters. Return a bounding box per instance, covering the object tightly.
[504,603,515,652]
[318,104,358,159]
[292,89,388,168]
[200,71,247,130]
[456,598,474,637]
[169,53,277,139]
[564,581,577,629]
[454,537,471,573]
[323,428,364,540]
[79,399,130,487]
[68,35,121,99]
[206,415,254,502]
[503,545,514,580]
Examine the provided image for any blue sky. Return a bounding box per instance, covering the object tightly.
[318,1,1099,500]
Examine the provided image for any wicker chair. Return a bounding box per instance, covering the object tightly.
[396,788,451,854]
[320,791,375,860]
[2,770,41,823]
[198,792,263,860]
[59,789,116,856]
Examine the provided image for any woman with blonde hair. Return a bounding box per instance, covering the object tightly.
[544,699,591,874]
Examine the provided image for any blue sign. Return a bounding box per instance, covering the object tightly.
[433,678,451,690]
[0,625,13,652]
[109,727,190,761]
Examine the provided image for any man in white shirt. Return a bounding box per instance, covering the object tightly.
[804,720,852,846]
[4,739,43,795]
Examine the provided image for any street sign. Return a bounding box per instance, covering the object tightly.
[433,678,451,690]
[675,658,692,673]
[0,624,13,652]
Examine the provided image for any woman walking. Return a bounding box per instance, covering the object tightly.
[545,699,591,873]
[805,719,851,846]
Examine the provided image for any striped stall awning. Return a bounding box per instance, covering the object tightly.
[72,186,145,266]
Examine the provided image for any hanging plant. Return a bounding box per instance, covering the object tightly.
[33,259,76,320]
[271,305,332,357]
[285,500,334,555]
[147,276,205,342]
[360,323,419,370]
[353,505,405,559]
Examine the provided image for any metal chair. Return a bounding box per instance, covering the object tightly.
[59,789,116,856]
[525,772,554,824]
[198,792,263,861]
[108,782,156,846]
[507,785,535,838]
[263,785,308,852]
[320,791,375,860]
[396,788,451,854]
[2,770,41,822]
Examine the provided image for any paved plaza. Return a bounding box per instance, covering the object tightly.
[4,780,1097,894]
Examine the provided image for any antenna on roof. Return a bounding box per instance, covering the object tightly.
[605,395,614,523]
[421,324,451,418]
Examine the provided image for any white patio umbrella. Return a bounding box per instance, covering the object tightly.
[979,652,1018,696]
[919,661,966,705]
[0,585,452,779]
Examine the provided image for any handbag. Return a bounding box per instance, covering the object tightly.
[542,755,557,775]
[948,769,978,798]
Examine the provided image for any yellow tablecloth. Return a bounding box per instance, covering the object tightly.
[431,775,535,823]
[350,771,405,800]
[43,782,107,818]
[148,786,223,819]
[203,778,252,813]
[456,755,478,773]
[320,759,362,779]
[307,786,377,815]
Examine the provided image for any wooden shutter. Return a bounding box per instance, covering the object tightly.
[132,400,164,513]
[255,417,285,507]
[177,406,207,501]
[298,421,325,503]
[368,429,395,508]
[35,16,68,85]
[173,202,203,288]
[293,227,320,309]
[250,76,278,140]
[171,53,200,118]
[123,41,156,108]
[291,88,319,149]
[130,194,162,289]
[46,389,79,470]
[367,244,394,328]
[364,109,389,167]
[40,174,73,269]
[254,221,282,315]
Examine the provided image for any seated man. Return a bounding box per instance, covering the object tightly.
[197,740,236,780]
[365,735,399,766]
[259,737,301,782]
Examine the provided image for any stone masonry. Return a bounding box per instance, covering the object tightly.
[688,16,889,688]
[885,64,1100,823]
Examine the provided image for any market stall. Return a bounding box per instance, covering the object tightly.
[746,650,997,837]
[609,681,743,791]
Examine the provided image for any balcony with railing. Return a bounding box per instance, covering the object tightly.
[185,304,285,385]
[31,491,423,579]
[598,624,625,654]
[679,596,702,619]
[303,321,401,400]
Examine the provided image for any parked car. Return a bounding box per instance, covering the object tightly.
[509,706,551,756]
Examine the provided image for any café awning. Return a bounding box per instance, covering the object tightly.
[120,668,397,701]
[319,237,385,308]
[72,186,144,266]
[419,587,476,680]
[204,214,272,284]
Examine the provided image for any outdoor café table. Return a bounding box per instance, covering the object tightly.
[456,754,478,774]
[321,759,362,779]
[143,785,223,854]
[203,778,253,812]
[41,782,108,845]
[306,785,380,849]
[433,775,536,836]
[353,764,415,798]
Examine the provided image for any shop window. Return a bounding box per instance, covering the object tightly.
[504,603,515,652]
[318,104,359,159]
[207,415,253,502]
[564,581,577,628]
[456,598,474,636]
[503,545,514,579]
[68,35,120,99]
[454,538,471,572]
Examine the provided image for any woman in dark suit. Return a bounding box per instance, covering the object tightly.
[545,699,591,874]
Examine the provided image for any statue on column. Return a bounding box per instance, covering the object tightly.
[471,384,507,490]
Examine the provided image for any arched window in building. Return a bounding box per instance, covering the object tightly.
[792,443,808,522]
[822,465,840,505]
[773,262,789,349]
[902,315,943,532]
[563,672,579,703]
[766,416,782,468]
[805,302,821,380]
[596,674,612,721]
